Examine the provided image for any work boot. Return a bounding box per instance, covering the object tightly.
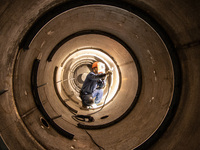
[80,104,92,110]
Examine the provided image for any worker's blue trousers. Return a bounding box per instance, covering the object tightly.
[92,89,103,104]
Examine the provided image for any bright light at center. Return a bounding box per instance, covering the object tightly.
[60,48,120,109]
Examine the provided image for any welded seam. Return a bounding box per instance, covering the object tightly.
[21,107,37,118]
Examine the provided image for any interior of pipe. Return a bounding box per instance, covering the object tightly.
[5,2,181,150]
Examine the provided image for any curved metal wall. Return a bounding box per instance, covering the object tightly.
[0,0,200,150]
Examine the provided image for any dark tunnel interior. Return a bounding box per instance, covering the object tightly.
[0,0,200,150]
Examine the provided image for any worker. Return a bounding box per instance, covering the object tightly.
[80,62,112,108]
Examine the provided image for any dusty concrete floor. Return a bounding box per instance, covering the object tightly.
[0,0,200,150]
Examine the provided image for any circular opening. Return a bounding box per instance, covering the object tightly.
[40,117,49,128]
[56,48,121,109]
[47,32,140,127]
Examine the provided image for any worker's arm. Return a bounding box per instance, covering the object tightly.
[88,72,107,80]
[88,70,113,80]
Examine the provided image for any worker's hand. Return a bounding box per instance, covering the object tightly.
[106,70,113,75]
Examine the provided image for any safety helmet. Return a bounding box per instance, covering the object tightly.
[92,62,105,74]
[92,62,98,68]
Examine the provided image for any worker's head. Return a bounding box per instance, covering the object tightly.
[92,62,105,74]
